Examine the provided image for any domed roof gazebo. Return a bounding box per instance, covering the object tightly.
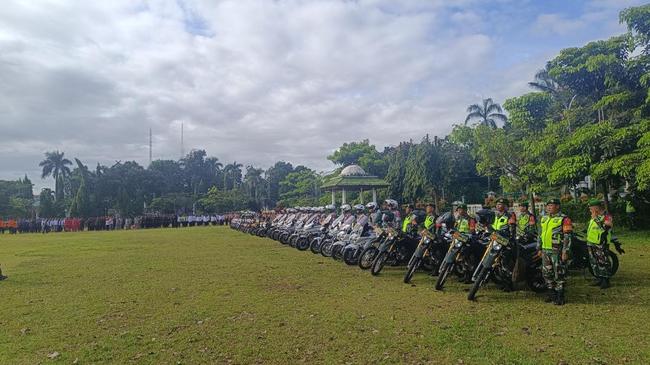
[321,164,389,205]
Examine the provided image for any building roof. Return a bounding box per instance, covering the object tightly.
[321,165,389,190]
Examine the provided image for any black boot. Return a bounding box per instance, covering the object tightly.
[554,289,566,305]
[600,277,611,289]
[590,277,603,286]
[545,289,556,303]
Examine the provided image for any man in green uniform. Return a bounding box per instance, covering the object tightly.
[586,199,614,289]
[516,201,537,243]
[423,203,437,234]
[491,198,516,237]
[454,203,475,234]
[539,198,573,305]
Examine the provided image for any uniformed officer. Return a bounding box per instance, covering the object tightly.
[586,199,613,289]
[539,198,573,305]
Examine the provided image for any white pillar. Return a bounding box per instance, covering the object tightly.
[331,190,335,205]
[372,189,377,203]
[360,188,364,204]
[342,188,347,204]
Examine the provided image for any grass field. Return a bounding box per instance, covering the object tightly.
[0,227,648,364]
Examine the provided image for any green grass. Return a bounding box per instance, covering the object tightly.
[0,227,648,364]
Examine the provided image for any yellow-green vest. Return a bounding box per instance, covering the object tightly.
[540,214,565,250]
[424,214,435,230]
[517,213,530,233]
[456,217,470,233]
[492,212,510,231]
[402,214,413,233]
[587,215,611,245]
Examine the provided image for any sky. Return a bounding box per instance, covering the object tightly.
[0,0,646,190]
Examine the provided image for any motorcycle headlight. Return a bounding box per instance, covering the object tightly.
[454,242,462,248]
[493,244,502,251]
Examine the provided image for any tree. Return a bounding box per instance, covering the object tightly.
[328,140,387,177]
[279,168,321,207]
[223,162,243,190]
[464,98,508,128]
[39,151,72,201]
[266,161,294,206]
[244,166,266,209]
[38,188,62,217]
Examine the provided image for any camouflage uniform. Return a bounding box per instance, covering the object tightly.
[586,214,613,279]
[539,213,572,291]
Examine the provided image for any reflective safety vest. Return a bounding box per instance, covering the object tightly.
[424,214,435,230]
[517,213,532,234]
[492,212,510,231]
[587,215,611,245]
[540,214,567,250]
[402,214,413,233]
[456,217,470,233]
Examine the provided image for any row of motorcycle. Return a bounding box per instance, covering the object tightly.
[230,208,622,301]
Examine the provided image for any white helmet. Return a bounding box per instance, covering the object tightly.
[353,204,365,213]
[384,199,398,210]
[365,202,378,211]
[341,204,352,212]
[325,204,336,211]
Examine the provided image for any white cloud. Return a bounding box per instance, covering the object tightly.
[0,0,638,190]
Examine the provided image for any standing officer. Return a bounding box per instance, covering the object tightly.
[586,199,613,289]
[539,198,573,305]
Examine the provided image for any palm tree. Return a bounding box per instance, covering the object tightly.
[464,98,507,128]
[529,69,577,110]
[39,151,72,201]
[244,166,266,207]
[223,162,243,190]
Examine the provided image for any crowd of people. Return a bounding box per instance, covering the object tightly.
[0,214,232,234]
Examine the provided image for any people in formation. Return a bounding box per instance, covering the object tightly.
[0,214,228,234]
[230,196,625,306]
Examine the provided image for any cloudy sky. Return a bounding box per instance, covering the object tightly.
[0,0,645,190]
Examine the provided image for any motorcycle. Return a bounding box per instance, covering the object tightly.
[569,233,623,276]
[434,230,477,290]
[370,230,417,276]
[403,229,449,284]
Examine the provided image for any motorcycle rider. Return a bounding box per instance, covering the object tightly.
[539,198,573,305]
[353,204,369,234]
[490,198,516,239]
[382,199,402,230]
[366,202,381,227]
[586,199,614,289]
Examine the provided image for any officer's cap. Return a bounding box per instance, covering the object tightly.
[588,199,603,207]
[546,198,561,205]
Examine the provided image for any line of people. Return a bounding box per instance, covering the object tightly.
[231,197,624,305]
[0,214,231,235]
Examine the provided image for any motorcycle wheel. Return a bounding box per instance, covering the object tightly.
[296,237,310,251]
[359,247,379,270]
[331,244,343,260]
[403,257,420,284]
[279,233,290,245]
[435,262,453,291]
[371,252,388,276]
[343,248,359,266]
[525,267,547,293]
[310,238,323,254]
[321,240,334,257]
[467,267,489,301]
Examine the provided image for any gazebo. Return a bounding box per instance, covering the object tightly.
[321,165,389,205]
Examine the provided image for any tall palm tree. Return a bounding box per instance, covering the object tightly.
[223,162,243,190]
[39,150,72,201]
[528,69,577,110]
[244,166,266,206]
[464,98,508,128]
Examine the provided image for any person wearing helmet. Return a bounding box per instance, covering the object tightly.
[382,199,401,230]
[320,205,338,228]
[339,204,356,230]
[365,202,381,227]
[353,204,370,234]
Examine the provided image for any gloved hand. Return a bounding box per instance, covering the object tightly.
[614,242,625,254]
